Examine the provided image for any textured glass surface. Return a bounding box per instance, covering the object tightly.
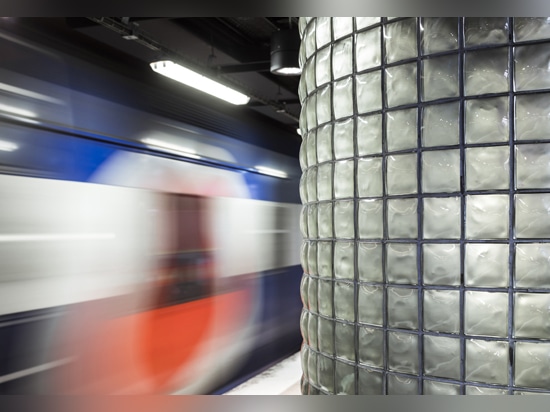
[317,202,332,239]
[424,381,461,395]
[421,102,460,147]
[334,118,354,159]
[333,77,353,120]
[334,200,354,238]
[464,48,509,96]
[357,242,383,282]
[386,108,417,151]
[316,163,332,201]
[335,321,355,361]
[515,243,550,288]
[465,339,509,385]
[333,37,353,80]
[358,327,384,367]
[334,160,354,198]
[316,85,331,125]
[423,335,460,379]
[316,46,331,87]
[386,243,417,284]
[356,71,382,114]
[466,386,509,395]
[515,93,550,141]
[386,154,417,195]
[316,124,332,163]
[422,55,459,101]
[422,243,461,285]
[465,243,509,287]
[333,17,353,40]
[515,194,550,238]
[335,360,355,394]
[388,331,419,374]
[514,18,550,42]
[358,367,384,394]
[385,18,417,63]
[516,144,550,189]
[318,279,333,317]
[317,241,332,278]
[385,63,418,108]
[422,149,460,193]
[465,291,508,337]
[387,287,418,329]
[514,293,550,339]
[421,18,459,55]
[318,317,334,355]
[387,374,418,394]
[423,197,461,239]
[466,195,509,239]
[357,158,383,197]
[515,342,550,389]
[423,289,460,333]
[465,97,509,144]
[357,114,382,155]
[515,43,550,92]
[334,241,354,280]
[356,27,381,71]
[387,198,418,239]
[358,199,383,239]
[358,284,383,325]
[464,18,509,46]
[466,146,510,190]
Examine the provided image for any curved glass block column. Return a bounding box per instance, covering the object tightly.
[298,17,550,395]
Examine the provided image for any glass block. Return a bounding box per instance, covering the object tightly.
[358,327,384,367]
[465,243,509,287]
[306,130,317,167]
[335,360,355,394]
[358,284,383,325]
[334,118,354,160]
[388,331,419,374]
[386,154,417,195]
[423,196,461,239]
[317,202,333,239]
[356,27,381,71]
[304,18,317,58]
[300,309,309,342]
[388,287,418,330]
[423,380,461,395]
[386,243,418,284]
[318,279,333,317]
[464,18,509,46]
[386,108,417,151]
[356,71,382,114]
[515,93,550,141]
[316,45,331,87]
[308,348,319,387]
[421,102,460,147]
[300,205,308,238]
[357,114,383,156]
[318,354,335,393]
[307,203,318,239]
[387,374,418,394]
[306,166,318,203]
[334,281,354,320]
[333,17,353,40]
[464,48,509,96]
[308,277,318,314]
[334,240,354,280]
[422,243,461,286]
[299,140,308,172]
[358,242,383,282]
[308,312,318,350]
[466,386,509,395]
[304,56,317,96]
[421,18,459,55]
[318,316,335,355]
[466,195,509,239]
[317,84,332,126]
[385,63,418,108]
[356,17,380,29]
[317,240,333,279]
[308,241,318,275]
[465,291,508,337]
[422,55,459,101]
[516,194,550,238]
[515,342,550,390]
[357,157,383,197]
[423,289,460,334]
[387,198,418,239]
[465,339,509,385]
[514,17,550,42]
[301,242,309,274]
[334,200,354,238]
[317,124,332,163]
[514,293,550,339]
[424,335,460,380]
[317,163,332,201]
[422,149,461,193]
[515,43,550,92]
[333,77,353,120]
[316,17,332,48]
[465,97,509,144]
[299,98,308,131]
[333,37,353,79]
[334,160,354,199]
[466,146,510,190]
[358,199,383,239]
[335,321,356,362]
[385,18,418,63]
[515,243,550,288]
[358,367,383,395]
[301,344,309,380]
[516,144,550,189]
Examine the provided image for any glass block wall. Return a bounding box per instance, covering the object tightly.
[298,17,550,395]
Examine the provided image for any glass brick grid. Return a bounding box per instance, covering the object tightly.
[298,17,550,395]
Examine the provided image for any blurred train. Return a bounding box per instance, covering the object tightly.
[0,19,303,394]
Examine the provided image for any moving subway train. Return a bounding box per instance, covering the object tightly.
[0,20,303,394]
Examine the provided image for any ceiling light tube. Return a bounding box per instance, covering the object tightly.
[0,140,18,152]
[150,60,250,105]
[142,137,201,159]
[255,165,288,179]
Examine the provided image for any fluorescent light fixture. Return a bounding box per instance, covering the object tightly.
[142,137,201,159]
[255,165,288,179]
[0,103,37,118]
[0,140,18,152]
[150,60,250,105]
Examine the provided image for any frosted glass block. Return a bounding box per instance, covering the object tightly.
[387,198,418,239]
[317,85,332,126]
[316,17,332,48]
[300,275,309,309]
[306,129,317,167]
[465,291,508,337]
[316,45,331,87]
[466,386,509,395]
[308,241,318,275]
[335,322,355,362]
[298,73,307,105]
[387,374,418,394]
[299,17,307,40]
[356,71,382,114]
[318,202,333,239]
[358,367,383,395]
[318,240,333,279]
[515,94,550,141]
[421,18,459,55]
[386,154,417,195]
[386,243,418,284]
[335,360,355,394]
[388,287,418,330]
[300,309,309,343]
[301,242,309,274]
[514,17,550,42]
[357,114,383,155]
[333,37,353,79]
[358,199,384,239]
[514,390,550,395]
[300,205,308,238]
[466,195,509,239]
[307,203,318,239]
[334,240,354,280]
[423,197,461,239]
[304,56,316,95]
[299,139,308,171]
[514,293,550,339]
[515,243,550,288]
[334,200,354,238]
[515,43,550,91]
[333,17,353,40]
[465,97,509,144]
[465,339,508,385]
[422,55,459,101]
[516,194,550,238]
[316,124,333,163]
[308,277,318,314]
[334,281,354,320]
[464,48,509,96]
[318,316,335,355]
[358,242,383,282]
[516,144,550,189]
[422,149,461,193]
[308,312,319,350]
[465,243,509,287]
[388,331,419,374]
[422,243,461,286]
[318,279,333,317]
[308,347,319,387]
[334,118,354,159]
[466,146,510,190]
[385,18,417,63]
[356,17,380,29]
[464,18,509,46]
[306,93,317,128]
[299,100,308,131]
[358,284,383,325]
[358,327,384,367]
[423,289,460,334]
[356,28,381,71]
[423,381,461,395]
[304,19,317,58]
[385,63,418,108]
[421,102,460,147]
[317,163,332,201]
[334,160,354,198]
[318,354,335,392]
[386,108,417,151]
[333,77,353,120]
[515,342,550,389]
[357,157,383,197]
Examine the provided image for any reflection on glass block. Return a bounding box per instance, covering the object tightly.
[356,71,382,114]
[304,56,316,95]
[358,367,383,395]
[385,18,418,63]
[421,18,459,55]
[316,17,332,48]
[514,391,550,395]
[465,97,509,144]
[422,150,461,193]
[318,316,335,355]
[333,37,353,79]
[333,77,353,120]
[515,342,550,389]
[422,102,460,147]
[308,314,319,352]
[466,146,510,190]
[308,277,318,314]
[301,242,309,274]
[465,291,508,337]
[317,124,333,163]
[317,163,332,201]
[466,386,509,395]
[318,354,335,392]
[516,194,550,238]
[423,289,460,333]
[308,241,318,275]
[356,28,381,71]
[387,374,418,394]
[305,20,317,59]
[357,114,383,155]
[335,360,355,394]
[386,243,418,284]
[318,240,333,278]
[335,322,356,362]
[514,17,550,42]
[388,331,419,374]
[317,85,331,125]
[358,327,384,367]
[466,195,509,239]
[387,154,417,195]
[515,43,550,91]
[318,279,333,317]
[514,293,550,339]
[358,284,383,325]
[515,243,550,288]
[385,63,418,108]
[308,347,319,387]
[423,380,461,395]
[386,108,417,151]
[356,17,380,29]
[516,144,550,189]
[306,93,317,129]
[333,17,353,40]
[388,198,418,239]
[334,118,354,159]
[335,160,354,198]
[423,243,461,285]
[358,242,383,282]
[316,45,331,87]
[300,140,308,171]
[334,241,354,280]
[358,199,384,239]
[300,309,309,342]
[466,339,508,385]
[465,243,509,287]
[358,158,383,197]
[307,203,318,239]
[515,93,550,141]
[464,48,509,96]
[464,18,509,46]
[306,131,317,170]
[423,197,461,239]
[388,287,418,330]
[318,202,333,239]
[422,55,459,101]
[334,281,354,320]
[300,205,308,237]
[299,90,308,127]
[334,200,354,238]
